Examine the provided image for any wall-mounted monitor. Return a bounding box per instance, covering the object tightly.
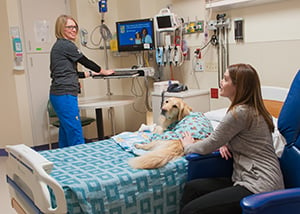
[116,18,155,52]
[154,8,181,32]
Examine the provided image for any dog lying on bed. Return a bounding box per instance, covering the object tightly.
[128,97,213,169]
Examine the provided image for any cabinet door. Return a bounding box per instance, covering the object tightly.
[20,0,70,53]
[26,53,52,145]
[20,0,70,146]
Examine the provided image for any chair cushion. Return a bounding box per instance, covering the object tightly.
[51,117,95,127]
[80,117,96,126]
[51,120,60,127]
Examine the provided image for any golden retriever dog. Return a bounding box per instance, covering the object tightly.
[128,97,192,169]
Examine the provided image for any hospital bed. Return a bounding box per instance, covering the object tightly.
[5,86,289,214]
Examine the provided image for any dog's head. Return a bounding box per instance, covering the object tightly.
[160,97,192,123]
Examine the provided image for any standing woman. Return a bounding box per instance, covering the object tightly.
[50,14,114,148]
[180,64,284,214]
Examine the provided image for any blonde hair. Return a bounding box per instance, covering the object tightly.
[227,63,274,132]
[54,14,78,39]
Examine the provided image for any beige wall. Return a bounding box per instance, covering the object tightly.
[154,0,300,110]
[199,0,300,109]
[0,0,24,147]
[1,0,299,149]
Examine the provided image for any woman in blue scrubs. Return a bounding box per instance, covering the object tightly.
[49,15,114,148]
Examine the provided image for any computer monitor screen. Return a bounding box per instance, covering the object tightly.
[116,18,155,52]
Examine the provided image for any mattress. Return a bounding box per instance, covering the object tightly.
[39,139,188,214]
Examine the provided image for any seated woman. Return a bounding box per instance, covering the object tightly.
[180,63,284,214]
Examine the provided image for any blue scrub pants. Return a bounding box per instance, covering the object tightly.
[50,94,84,148]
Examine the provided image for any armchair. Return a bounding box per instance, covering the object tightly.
[185,151,232,180]
[186,70,300,214]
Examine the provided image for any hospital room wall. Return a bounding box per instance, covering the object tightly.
[0,0,153,149]
[71,0,128,136]
[0,0,23,148]
[73,0,165,134]
[128,0,300,110]
[1,0,299,149]
[228,0,299,109]
[2,0,74,149]
[0,0,35,150]
[162,0,300,110]
[222,0,300,87]
[73,0,158,135]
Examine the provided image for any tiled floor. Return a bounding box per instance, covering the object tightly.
[0,157,17,214]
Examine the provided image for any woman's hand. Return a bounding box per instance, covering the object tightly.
[219,145,232,160]
[99,69,114,75]
[180,131,195,147]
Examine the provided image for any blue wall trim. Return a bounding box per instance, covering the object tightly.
[0,149,8,156]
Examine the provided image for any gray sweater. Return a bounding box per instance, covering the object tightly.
[184,105,284,194]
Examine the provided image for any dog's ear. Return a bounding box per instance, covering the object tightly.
[178,101,192,121]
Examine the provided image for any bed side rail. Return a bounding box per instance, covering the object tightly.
[5,144,67,214]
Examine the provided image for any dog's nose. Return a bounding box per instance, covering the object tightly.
[161,109,167,115]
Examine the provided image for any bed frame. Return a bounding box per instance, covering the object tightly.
[261,86,289,117]
[6,144,67,214]
[5,86,289,214]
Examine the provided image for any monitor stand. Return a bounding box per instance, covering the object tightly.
[135,52,144,68]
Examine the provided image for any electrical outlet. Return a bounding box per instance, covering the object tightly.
[205,62,218,72]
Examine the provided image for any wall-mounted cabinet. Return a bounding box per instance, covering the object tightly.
[206,0,284,11]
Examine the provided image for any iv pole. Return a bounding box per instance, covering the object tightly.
[215,14,230,87]
[98,1,116,136]
[99,14,112,96]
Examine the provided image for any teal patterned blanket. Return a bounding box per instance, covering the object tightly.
[112,112,213,156]
[39,139,188,214]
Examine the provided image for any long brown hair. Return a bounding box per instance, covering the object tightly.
[227,63,274,132]
[54,14,78,39]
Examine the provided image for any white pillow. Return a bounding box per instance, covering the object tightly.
[272,128,286,157]
[271,117,286,157]
[204,108,227,122]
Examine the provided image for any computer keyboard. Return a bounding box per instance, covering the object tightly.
[114,68,140,75]
[92,68,140,79]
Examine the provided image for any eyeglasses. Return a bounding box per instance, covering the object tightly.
[65,25,78,30]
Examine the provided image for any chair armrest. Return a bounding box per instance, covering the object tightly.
[185,152,233,181]
[185,151,220,161]
[241,188,300,214]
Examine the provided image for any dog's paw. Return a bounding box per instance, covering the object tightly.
[138,123,157,132]
[153,125,164,134]
[134,143,144,149]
